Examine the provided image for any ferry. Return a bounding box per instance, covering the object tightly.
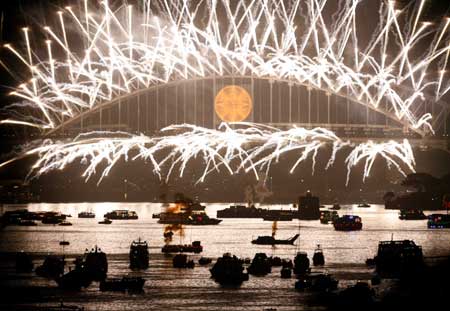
[78,211,95,218]
[333,215,362,231]
[104,210,138,220]
[161,241,203,253]
[158,211,221,225]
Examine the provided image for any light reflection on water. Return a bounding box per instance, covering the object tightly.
[1,203,450,311]
[1,203,449,260]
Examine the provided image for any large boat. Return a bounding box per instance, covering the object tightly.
[161,241,203,253]
[298,191,321,220]
[158,211,221,225]
[104,210,138,220]
[251,234,299,245]
[210,253,249,285]
[129,238,149,270]
[399,209,427,220]
[373,239,424,277]
[262,211,294,221]
[78,211,95,218]
[216,204,266,218]
[78,246,108,281]
[333,215,362,231]
[427,214,450,229]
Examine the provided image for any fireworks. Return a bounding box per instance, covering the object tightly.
[0,0,448,134]
[0,0,447,183]
[14,122,415,185]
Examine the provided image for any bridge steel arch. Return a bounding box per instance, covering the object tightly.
[45,75,445,139]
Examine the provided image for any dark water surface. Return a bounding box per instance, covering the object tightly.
[1,203,449,310]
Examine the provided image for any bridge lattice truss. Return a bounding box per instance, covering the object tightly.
[1,0,449,141]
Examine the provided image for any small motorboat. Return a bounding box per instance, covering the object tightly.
[98,218,112,225]
[357,202,371,208]
[312,245,325,266]
[198,257,212,265]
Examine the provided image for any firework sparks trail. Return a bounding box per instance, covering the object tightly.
[6,123,415,185]
[0,0,447,134]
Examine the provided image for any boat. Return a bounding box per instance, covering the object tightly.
[312,245,325,266]
[172,254,195,268]
[162,241,203,253]
[41,212,66,224]
[78,211,95,218]
[357,202,371,208]
[297,191,321,220]
[320,210,338,224]
[80,246,108,281]
[59,240,70,246]
[251,234,299,245]
[262,211,294,221]
[98,218,112,224]
[247,253,271,276]
[100,276,145,292]
[35,255,65,278]
[210,253,249,285]
[427,214,450,229]
[372,240,424,278]
[129,238,149,270]
[333,215,363,231]
[293,252,310,276]
[104,210,138,220]
[295,273,338,292]
[198,257,212,265]
[158,211,221,225]
[152,213,160,219]
[15,252,33,273]
[216,204,266,218]
[280,266,292,278]
[59,221,73,226]
[399,209,427,220]
[56,268,92,290]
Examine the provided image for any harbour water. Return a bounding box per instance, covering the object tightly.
[1,203,449,310]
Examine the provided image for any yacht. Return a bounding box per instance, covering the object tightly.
[333,215,363,231]
[78,211,95,218]
[129,238,149,270]
[104,210,138,220]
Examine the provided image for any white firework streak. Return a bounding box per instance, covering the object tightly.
[0,0,447,134]
[4,123,415,185]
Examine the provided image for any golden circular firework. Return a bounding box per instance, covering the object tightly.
[214,85,252,122]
